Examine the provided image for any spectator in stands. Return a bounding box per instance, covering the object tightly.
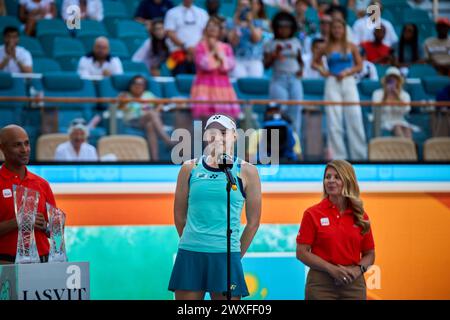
[372,67,418,138]
[393,24,424,68]
[247,103,302,162]
[135,0,174,31]
[19,0,57,36]
[0,27,33,73]
[190,18,240,122]
[361,25,395,65]
[227,0,265,78]
[118,75,174,161]
[352,0,398,47]
[205,0,228,42]
[318,14,331,41]
[263,0,298,12]
[77,36,123,78]
[295,0,319,36]
[54,118,98,161]
[0,0,6,16]
[132,18,169,77]
[326,4,355,43]
[313,18,367,160]
[164,0,209,76]
[432,84,450,137]
[355,47,378,82]
[61,0,104,22]
[316,0,339,17]
[347,0,371,18]
[424,18,450,76]
[303,38,326,79]
[408,0,432,10]
[264,11,304,138]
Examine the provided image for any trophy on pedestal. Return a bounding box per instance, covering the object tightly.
[13,185,40,264]
[47,203,67,263]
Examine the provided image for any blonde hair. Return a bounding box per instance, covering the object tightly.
[327,18,348,55]
[323,160,370,234]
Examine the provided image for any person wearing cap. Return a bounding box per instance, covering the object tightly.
[0,125,57,264]
[54,119,98,162]
[424,17,450,75]
[372,66,418,138]
[297,159,375,300]
[169,114,261,300]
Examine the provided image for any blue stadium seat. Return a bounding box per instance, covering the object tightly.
[122,61,150,75]
[4,0,20,17]
[33,57,62,73]
[115,20,148,39]
[422,76,450,99]
[52,37,86,71]
[375,64,389,78]
[236,77,270,99]
[162,74,195,98]
[302,79,325,101]
[358,80,382,101]
[0,16,21,35]
[236,77,270,120]
[402,8,432,24]
[108,38,130,60]
[0,72,26,127]
[123,37,147,56]
[36,19,70,56]
[408,64,438,78]
[19,36,45,57]
[41,72,97,132]
[103,1,132,35]
[75,20,109,45]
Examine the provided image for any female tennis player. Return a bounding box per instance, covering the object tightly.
[168,114,262,300]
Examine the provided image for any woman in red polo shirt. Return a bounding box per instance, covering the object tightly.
[296,159,375,300]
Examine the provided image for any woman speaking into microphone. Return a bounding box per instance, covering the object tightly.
[296,160,375,300]
[168,114,261,300]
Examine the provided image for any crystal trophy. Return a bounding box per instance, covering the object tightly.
[13,185,40,264]
[47,203,67,263]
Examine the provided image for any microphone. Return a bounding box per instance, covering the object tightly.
[217,154,237,191]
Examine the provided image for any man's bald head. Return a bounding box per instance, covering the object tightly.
[0,125,30,167]
[0,125,28,145]
[93,36,110,60]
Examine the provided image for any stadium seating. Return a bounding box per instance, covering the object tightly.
[19,36,45,57]
[0,72,27,127]
[108,38,130,60]
[41,72,97,132]
[115,20,148,39]
[368,137,418,161]
[421,76,450,100]
[52,37,86,71]
[36,133,69,161]
[423,137,450,161]
[0,16,21,35]
[36,19,71,56]
[408,64,438,78]
[33,57,62,73]
[98,135,150,161]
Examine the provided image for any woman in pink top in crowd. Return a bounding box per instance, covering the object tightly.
[190,17,241,123]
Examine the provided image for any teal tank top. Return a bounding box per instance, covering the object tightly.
[179,155,246,253]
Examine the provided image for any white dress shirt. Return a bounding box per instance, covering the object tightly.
[61,0,104,21]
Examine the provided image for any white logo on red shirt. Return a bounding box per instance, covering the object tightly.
[320,217,330,226]
[2,189,12,198]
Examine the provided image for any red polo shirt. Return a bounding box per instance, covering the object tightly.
[361,41,392,64]
[0,165,56,257]
[296,197,375,266]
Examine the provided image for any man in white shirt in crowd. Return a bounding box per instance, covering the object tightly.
[352,0,398,47]
[0,26,32,73]
[77,36,123,78]
[54,118,98,161]
[61,0,104,22]
[163,0,209,75]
